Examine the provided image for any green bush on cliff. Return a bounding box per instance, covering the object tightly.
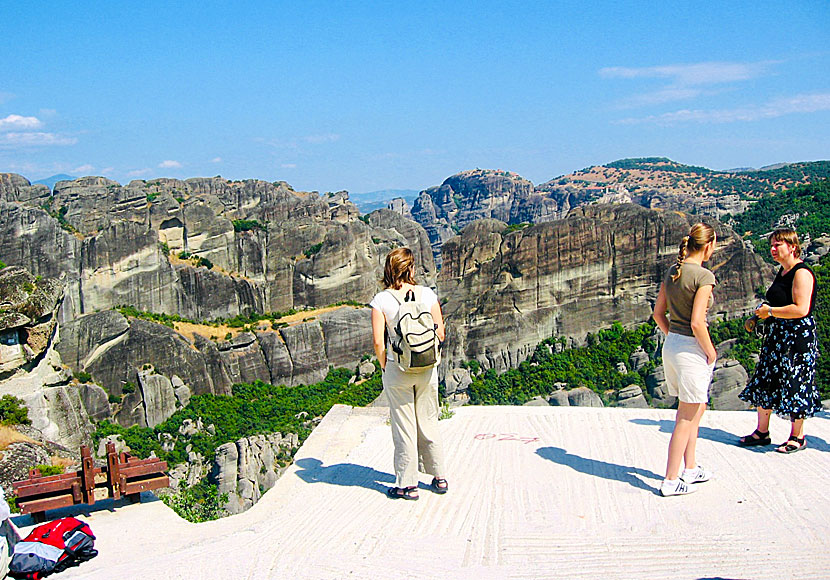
[708,317,763,374]
[0,259,6,269]
[232,219,266,232]
[92,365,383,468]
[0,395,31,426]
[160,480,228,523]
[304,242,323,258]
[467,322,654,406]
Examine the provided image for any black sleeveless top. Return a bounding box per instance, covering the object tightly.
[765,262,817,315]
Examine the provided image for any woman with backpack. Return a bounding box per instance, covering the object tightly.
[370,247,448,500]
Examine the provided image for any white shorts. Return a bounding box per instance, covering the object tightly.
[662,333,715,404]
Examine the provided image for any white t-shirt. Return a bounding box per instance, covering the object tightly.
[370,285,438,338]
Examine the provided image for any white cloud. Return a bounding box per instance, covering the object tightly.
[211,156,222,163]
[73,164,94,174]
[600,61,773,86]
[127,168,152,177]
[0,114,43,130]
[615,91,830,125]
[302,133,340,144]
[602,60,779,109]
[100,167,115,175]
[159,160,182,168]
[281,163,297,169]
[0,132,77,146]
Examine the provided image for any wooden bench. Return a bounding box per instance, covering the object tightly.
[12,443,169,522]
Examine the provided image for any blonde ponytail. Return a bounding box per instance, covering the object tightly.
[670,236,689,281]
[670,223,715,282]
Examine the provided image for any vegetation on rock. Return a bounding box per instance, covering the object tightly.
[0,395,31,426]
[232,219,266,232]
[160,480,228,523]
[92,365,382,468]
[468,322,655,406]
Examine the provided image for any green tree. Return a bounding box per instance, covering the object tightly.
[0,395,31,425]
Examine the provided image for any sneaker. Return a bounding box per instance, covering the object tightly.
[660,478,698,496]
[680,465,712,484]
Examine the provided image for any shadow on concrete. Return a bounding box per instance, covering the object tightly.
[630,418,830,453]
[630,417,738,444]
[9,490,161,528]
[536,447,661,494]
[294,458,394,494]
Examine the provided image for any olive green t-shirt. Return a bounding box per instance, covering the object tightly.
[663,262,716,337]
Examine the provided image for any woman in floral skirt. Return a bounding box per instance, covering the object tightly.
[738,228,820,453]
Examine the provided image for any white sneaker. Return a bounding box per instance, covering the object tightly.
[660,478,698,496]
[680,465,712,484]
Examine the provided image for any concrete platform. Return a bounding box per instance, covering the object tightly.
[20,404,830,579]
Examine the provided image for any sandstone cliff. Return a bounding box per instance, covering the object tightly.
[0,174,436,322]
[408,160,830,264]
[437,204,773,380]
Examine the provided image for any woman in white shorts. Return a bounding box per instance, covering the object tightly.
[370,248,447,500]
[652,223,718,496]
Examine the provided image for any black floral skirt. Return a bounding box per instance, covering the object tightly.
[739,315,821,419]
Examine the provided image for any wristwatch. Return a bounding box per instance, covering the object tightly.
[767,305,773,318]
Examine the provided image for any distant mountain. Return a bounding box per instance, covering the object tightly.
[33,174,76,190]
[349,189,420,213]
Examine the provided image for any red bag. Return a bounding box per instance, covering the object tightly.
[9,517,97,579]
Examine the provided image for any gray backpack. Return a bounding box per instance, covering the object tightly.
[386,286,440,371]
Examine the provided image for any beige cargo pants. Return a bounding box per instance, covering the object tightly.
[383,362,446,488]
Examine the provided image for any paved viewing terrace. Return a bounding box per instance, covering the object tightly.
[19,404,830,579]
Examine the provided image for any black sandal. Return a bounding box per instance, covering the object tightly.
[387,486,419,500]
[776,436,807,454]
[430,477,448,494]
[739,428,771,447]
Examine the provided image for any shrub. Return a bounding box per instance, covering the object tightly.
[304,243,323,258]
[197,256,214,270]
[34,464,64,477]
[122,382,136,394]
[74,371,92,383]
[232,219,265,232]
[160,480,228,523]
[0,259,5,269]
[178,250,191,260]
[0,395,31,425]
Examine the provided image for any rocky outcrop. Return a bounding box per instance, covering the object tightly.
[616,384,649,408]
[437,204,772,376]
[711,359,751,411]
[209,432,300,515]
[366,208,436,286]
[0,442,50,495]
[53,306,373,426]
[568,387,604,407]
[0,266,64,373]
[0,173,50,204]
[0,174,437,322]
[645,365,675,409]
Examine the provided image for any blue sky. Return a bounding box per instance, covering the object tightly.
[1,1,829,193]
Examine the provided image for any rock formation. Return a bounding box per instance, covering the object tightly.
[209,432,300,515]
[53,305,374,427]
[408,161,830,265]
[0,174,436,322]
[437,204,772,376]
